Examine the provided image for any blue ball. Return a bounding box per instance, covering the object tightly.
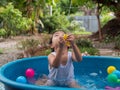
[112,70,120,78]
[16,76,27,83]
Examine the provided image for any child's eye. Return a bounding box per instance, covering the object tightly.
[54,34,59,37]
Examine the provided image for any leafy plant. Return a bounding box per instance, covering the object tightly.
[17,39,40,50]
[75,38,93,48]
[75,38,99,55]
[80,47,99,55]
[0,48,3,54]
[0,28,7,37]
[44,49,51,55]
[101,12,115,27]
[68,20,86,33]
[0,3,32,37]
[42,12,70,33]
[114,35,120,49]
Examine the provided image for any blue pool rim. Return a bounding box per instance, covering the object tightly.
[0,56,79,90]
[0,56,120,90]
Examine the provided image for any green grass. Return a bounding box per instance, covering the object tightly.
[0,48,3,54]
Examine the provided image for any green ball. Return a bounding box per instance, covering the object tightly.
[107,73,118,83]
[117,79,120,83]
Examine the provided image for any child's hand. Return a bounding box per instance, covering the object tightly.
[63,34,70,46]
[58,37,65,48]
[66,34,75,45]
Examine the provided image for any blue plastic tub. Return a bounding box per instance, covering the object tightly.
[0,56,120,90]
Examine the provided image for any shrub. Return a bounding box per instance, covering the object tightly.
[17,39,40,50]
[42,13,70,33]
[0,48,3,54]
[0,28,7,37]
[75,38,93,48]
[75,38,99,55]
[114,35,120,49]
[0,3,32,37]
[79,47,99,55]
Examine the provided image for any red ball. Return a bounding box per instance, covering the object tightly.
[25,68,35,78]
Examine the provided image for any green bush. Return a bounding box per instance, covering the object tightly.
[17,39,40,50]
[75,38,93,48]
[44,49,51,55]
[0,28,7,37]
[75,38,99,55]
[114,35,120,49]
[0,48,3,54]
[79,47,99,55]
[101,12,114,27]
[68,20,86,33]
[42,12,70,33]
[0,3,32,37]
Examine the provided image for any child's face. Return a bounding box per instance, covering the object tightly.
[52,31,65,47]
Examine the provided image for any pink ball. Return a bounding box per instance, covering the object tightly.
[25,68,35,78]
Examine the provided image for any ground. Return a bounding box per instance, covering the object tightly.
[0,35,119,67]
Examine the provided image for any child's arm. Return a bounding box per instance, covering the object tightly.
[48,47,63,68]
[67,34,82,62]
[71,43,82,62]
[48,37,65,68]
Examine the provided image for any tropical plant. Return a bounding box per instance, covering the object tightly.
[75,38,99,55]
[114,35,120,50]
[68,20,86,33]
[0,28,7,37]
[42,12,70,33]
[0,3,32,37]
[17,39,40,50]
[0,48,3,54]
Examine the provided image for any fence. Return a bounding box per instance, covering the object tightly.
[74,16,98,32]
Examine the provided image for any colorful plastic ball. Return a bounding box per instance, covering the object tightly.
[16,76,27,83]
[117,79,120,83]
[25,68,35,78]
[112,70,120,78]
[107,73,118,83]
[107,66,116,74]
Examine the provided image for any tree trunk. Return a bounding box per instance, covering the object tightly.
[96,4,102,41]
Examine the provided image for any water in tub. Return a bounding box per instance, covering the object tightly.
[0,72,119,90]
[28,71,117,89]
[0,82,5,90]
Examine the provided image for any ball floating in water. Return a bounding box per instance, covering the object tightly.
[16,76,27,83]
[107,73,118,83]
[107,66,116,74]
[25,68,35,78]
[112,70,120,78]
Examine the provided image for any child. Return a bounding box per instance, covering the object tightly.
[45,30,82,88]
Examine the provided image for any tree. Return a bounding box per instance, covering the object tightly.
[91,0,120,41]
[92,0,120,18]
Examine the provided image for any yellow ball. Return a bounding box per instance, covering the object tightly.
[107,66,116,74]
